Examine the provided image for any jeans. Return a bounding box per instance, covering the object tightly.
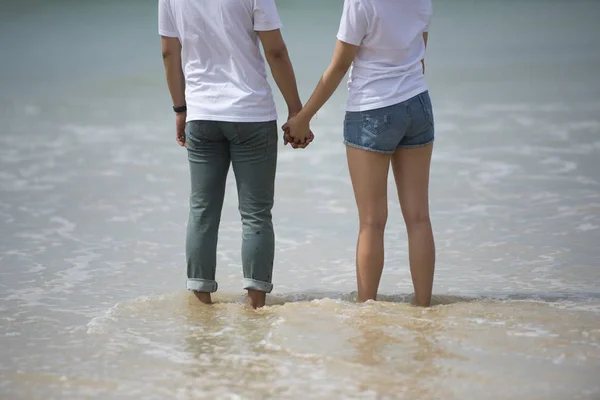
[184,120,278,293]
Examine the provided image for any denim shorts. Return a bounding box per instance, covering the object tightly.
[343,91,435,154]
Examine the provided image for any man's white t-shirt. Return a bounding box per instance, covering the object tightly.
[158,0,281,123]
[337,0,433,112]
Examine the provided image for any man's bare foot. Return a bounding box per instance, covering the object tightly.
[247,289,266,309]
[193,291,212,304]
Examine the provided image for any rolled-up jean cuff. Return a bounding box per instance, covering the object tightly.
[242,278,273,293]
[187,279,218,293]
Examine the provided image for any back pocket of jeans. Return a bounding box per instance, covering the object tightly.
[186,121,217,148]
[234,121,277,162]
[362,113,392,136]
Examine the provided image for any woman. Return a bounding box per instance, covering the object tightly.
[285,0,435,306]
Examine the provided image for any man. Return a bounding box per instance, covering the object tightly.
[159,0,312,308]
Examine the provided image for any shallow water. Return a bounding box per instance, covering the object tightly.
[4,292,600,399]
[1,0,600,399]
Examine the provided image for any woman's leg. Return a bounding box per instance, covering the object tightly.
[346,146,392,302]
[391,144,435,307]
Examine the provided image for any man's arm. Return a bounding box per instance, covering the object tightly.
[257,29,303,116]
[161,36,186,146]
[161,36,186,108]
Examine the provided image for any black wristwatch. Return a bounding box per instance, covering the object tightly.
[173,105,187,113]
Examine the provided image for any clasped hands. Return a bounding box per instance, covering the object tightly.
[282,111,314,149]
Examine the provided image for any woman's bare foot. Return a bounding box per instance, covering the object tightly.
[193,291,212,304]
[247,289,266,309]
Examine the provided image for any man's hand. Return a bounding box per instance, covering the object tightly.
[176,112,186,147]
[283,111,298,148]
[283,110,299,146]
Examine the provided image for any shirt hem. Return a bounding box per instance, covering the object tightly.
[345,86,429,113]
[186,113,279,123]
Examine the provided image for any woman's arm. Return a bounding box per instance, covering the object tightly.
[283,40,359,142]
[422,31,428,74]
[298,40,358,120]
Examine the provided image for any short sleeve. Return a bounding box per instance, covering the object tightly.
[253,0,282,32]
[158,0,178,37]
[336,0,368,46]
[423,0,433,32]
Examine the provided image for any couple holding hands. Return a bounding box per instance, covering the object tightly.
[160,0,436,308]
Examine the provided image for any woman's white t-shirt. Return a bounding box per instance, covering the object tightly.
[158,0,281,123]
[337,0,433,112]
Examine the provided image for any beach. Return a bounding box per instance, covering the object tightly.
[1,0,599,398]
